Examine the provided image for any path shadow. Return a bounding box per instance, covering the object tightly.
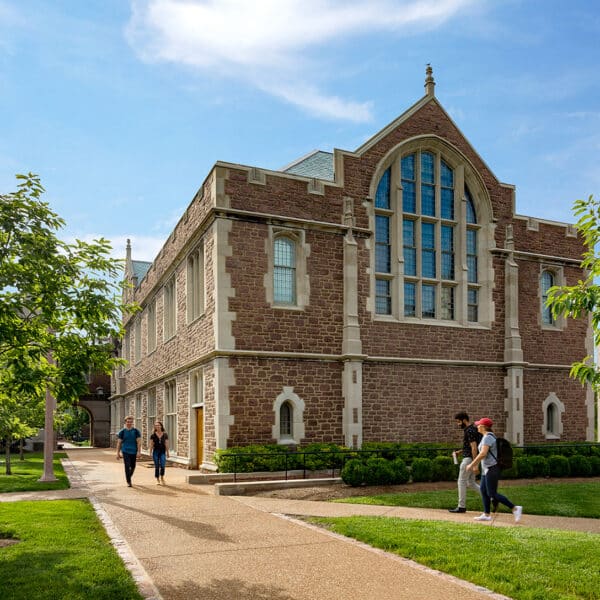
[159,577,297,600]
[100,497,234,543]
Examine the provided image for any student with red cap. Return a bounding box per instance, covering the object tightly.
[466,417,522,523]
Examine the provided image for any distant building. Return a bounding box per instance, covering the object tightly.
[111,67,595,470]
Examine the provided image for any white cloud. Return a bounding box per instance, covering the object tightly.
[126,0,475,121]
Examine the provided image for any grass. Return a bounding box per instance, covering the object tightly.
[335,481,600,518]
[312,516,600,600]
[0,500,143,600]
[0,452,70,493]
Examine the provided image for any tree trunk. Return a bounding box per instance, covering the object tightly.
[4,437,12,475]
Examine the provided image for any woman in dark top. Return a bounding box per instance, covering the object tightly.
[149,421,170,484]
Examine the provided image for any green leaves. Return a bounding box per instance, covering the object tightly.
[0,173,134,443]
[546,194,600,391]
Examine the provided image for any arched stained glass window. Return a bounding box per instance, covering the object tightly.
[372,148,484,324]
[274,237,296,304]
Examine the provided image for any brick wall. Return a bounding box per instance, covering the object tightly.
[362,363,506,443]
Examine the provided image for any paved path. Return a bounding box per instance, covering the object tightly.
[3,449,599,599]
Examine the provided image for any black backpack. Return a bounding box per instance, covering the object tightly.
[489,434,513,470]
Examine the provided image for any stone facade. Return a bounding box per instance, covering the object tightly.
[111,69,596,469]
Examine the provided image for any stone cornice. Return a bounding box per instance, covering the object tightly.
[491,247,582,266]
[111,349,573,399]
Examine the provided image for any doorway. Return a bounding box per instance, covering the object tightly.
[195,407,204,468]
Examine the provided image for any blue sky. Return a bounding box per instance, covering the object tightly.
[1,0,599,261]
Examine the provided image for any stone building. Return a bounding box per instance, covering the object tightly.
[110,67,596,470]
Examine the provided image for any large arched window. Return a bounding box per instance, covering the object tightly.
[373,144,487,325]
[274,236,296,305]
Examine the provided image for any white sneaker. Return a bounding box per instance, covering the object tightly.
[474,514,492,521]
[513,506,523,523]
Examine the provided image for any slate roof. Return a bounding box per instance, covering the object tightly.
[132,260,152,282]
[281,150,334,181]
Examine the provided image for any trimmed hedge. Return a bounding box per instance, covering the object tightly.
[432,456,456,481]
[411,457,434,482]
[568,455,592,477]
[214,442,600,486]
[341,458,366,487]
[547,454,571,477]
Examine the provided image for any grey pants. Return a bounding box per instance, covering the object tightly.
[457,456,480,508]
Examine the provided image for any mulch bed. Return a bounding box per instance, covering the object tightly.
[245,476,600,501]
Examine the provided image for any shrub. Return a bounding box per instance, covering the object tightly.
[341,458,366,487]
[364,457,395,486]
[361,442,402,460]
[568,455,592,477]
[547,454,570,477]
[432,455,456,481]
[515,456,534,479]
[528,455,549,477]
[410,457,434,482]
[588,455,600,476]
[299,443,347,470]
[390,458,410,484]
[214,444,288,473]
[396,443,455,464]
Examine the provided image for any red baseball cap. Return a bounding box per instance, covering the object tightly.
[475,417,493,427]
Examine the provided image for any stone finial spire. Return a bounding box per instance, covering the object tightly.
[126,238,132,261]
[425,63,435,97]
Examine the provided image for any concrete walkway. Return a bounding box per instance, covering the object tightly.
[3,449,599,599]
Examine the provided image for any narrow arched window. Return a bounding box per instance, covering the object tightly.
[465,187,479,322]
[274,237,296,304]
[375,168,392,314]
[541,271,554,325]
[546,403,557,435]
[280,402,292,437]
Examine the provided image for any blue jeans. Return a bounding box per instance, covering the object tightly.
[480,464,515,513]
[153,450,166,478]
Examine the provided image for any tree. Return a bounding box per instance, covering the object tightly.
[547,195,600,390]
[0,173,132,476]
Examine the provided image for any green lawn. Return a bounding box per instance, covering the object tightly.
[312,516,600,600]
[0,500,142,600]
[335,481,600,518]
[0,452,70,493]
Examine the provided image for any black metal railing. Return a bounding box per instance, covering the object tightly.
[221,442,600,482]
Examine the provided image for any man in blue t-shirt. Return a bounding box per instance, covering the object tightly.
[116,416,141,487]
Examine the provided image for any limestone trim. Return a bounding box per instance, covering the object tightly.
[214,357,235,450]
[354,99,500,184]
[212,218,236,350]
[541,392,564,440]
[271,387,306,445]
[342,200,362,356]
[491,248,583,267]
[504,367,524,445]
[215,160,340,191]
[342,361,363,448]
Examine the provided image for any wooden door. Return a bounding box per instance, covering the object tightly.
[196,407,204,468]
